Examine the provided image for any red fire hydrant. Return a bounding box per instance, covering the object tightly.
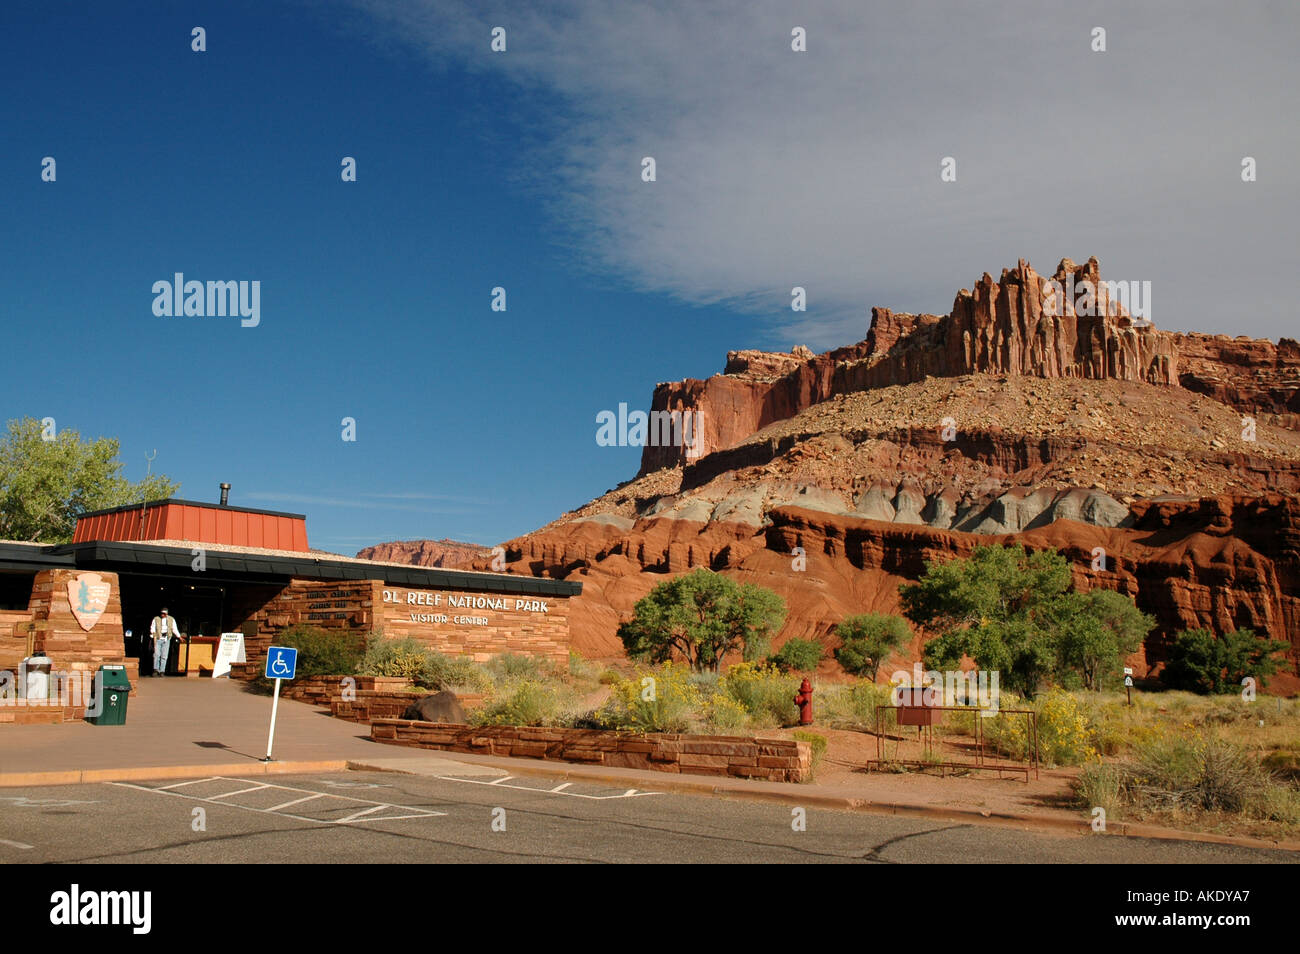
[793,678,814,725]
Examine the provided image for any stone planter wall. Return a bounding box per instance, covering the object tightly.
[370,720,811,782]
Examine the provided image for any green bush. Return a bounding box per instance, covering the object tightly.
[1076,762,1124,819]
[720,662,798,728]
[703,692,750,732]
[568,650,600,682]
[817,681,897,730]
[472,679,569,727]
[486,653,554,683]
[246,624,366,693]
[596,663,701,733]
[768,638,824,673]
[1126,734,1271,813]
[1160,627,1290,695]
[359,636,491,692]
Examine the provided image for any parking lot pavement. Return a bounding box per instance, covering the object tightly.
[1,769,1295,864]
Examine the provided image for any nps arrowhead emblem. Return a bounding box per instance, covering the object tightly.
[67,572,111,631]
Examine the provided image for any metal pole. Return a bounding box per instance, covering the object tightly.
[263,677,282,761]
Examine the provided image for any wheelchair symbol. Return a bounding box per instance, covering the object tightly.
[270,653,291,677]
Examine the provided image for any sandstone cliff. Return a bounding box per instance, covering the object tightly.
[640,257,1297,473]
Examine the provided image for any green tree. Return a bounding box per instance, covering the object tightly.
[903,544,1071,696]
[1160,627,1290,695]
[618,568,786,673]
[902,544,1153,697]
[768,637,824,673]
[0,417,179,543]
[833,613,912,682]
[1051,589,1154,691]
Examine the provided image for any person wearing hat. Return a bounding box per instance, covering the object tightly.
[150,608,180,677]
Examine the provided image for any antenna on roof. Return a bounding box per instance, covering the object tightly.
[140,449,157,541]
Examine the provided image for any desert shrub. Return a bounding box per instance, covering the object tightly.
[472,679,568,727]
[1076,762,1124,819]
[568,650,600,681]
[598,668,622,685]
[1036,690,1099,766]
[793,730,828,777]
[983,690,1096,766]
[597,663,702,733]
[703,692,750,732]
[817,681,897,729]
[1127,734,1269,813]
[278,624,366,677]
[742,634,772,664]
[720,662,798,728]
[1255,783,1300,824]
[359,637,491,692]
[246,625,367,693]
[1263,749,1300,782]
[768,638,824,673]
[485,653,552,683]
[426,655,493,693]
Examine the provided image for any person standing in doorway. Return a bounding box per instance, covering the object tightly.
[151,608,179,677]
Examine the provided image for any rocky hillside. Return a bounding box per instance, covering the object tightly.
[473,257,1299,686]
[355,538,489,568]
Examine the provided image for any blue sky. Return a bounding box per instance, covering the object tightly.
[3,1,1296,552]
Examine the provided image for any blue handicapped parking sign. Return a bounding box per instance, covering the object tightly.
[264,646,298,680]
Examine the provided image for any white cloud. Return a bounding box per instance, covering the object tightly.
[347,0,1300,348]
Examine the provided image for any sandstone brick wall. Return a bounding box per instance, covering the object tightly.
[378,584,570,663]
[236,579,380,671]
[275,675,484,724]
[234,578,571,674]
[0,700,86,724]
[29,570,128,677]
[370,720,811,782]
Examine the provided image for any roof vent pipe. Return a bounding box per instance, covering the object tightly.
[219,483,231,507]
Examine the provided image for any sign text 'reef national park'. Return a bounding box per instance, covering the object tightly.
[382,588,550,626]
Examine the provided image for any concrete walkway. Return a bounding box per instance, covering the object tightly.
[0,677,395,783]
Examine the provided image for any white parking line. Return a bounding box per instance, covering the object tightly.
[0,839,34,850]
[112,777,446,825]
[436,775,661,800]
[153,778,220,791]
[208,784,271,800]
[265,793,325,812]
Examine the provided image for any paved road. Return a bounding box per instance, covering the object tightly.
[1,768,1293,863]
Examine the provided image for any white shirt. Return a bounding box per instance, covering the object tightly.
[151,615,179,640]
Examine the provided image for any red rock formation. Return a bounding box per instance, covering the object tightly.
[356,538,490,569]
[640,257,1292,473]
[476,497,1299,692]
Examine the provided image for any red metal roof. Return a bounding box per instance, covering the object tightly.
[72,499,309,552]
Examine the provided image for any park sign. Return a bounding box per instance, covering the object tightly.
[67,573,111,631]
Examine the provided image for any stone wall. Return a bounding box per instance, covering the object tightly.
[235,579,380,672]
[378,584,570,663]
[29,570,128,678]
[278,674,409,706]
[370,720,812,782]
[233,578,572,674]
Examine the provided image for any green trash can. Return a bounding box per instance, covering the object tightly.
[86,664,132,725]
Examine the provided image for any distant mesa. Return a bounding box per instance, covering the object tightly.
[355,538,490,568]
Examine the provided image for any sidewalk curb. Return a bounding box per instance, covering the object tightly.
[348,752,1300,854]
[0,760,350,788]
